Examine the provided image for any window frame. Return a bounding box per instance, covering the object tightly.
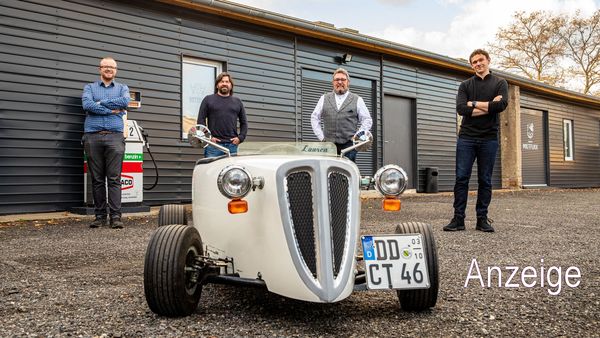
[563,119,574,161]
[181,56,223,140]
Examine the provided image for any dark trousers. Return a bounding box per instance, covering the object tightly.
[453,137,498,219]
[335,140,358,162]
[83,132,125,218]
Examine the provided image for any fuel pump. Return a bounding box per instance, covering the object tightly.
[119,119,148,206]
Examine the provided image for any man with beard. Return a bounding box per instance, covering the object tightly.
[197,72,248,157]
[310,68,372,162]
[81,57,130,229]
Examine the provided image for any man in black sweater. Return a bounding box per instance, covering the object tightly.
[197,72,248,157]
[444,49,508,233]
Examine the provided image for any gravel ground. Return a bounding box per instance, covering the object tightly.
[1,188,598,337]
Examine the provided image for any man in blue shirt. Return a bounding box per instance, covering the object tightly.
[82,57,130,229]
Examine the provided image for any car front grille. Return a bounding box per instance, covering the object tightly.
[284,168,351,278]
[328,171,349,277]
[286,171,317,275]
[278,159,358,302]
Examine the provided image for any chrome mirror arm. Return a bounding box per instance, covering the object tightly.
[340,139,371,157]
[188,124,231,157]
[201,137,231,157]
[340,130,373,158]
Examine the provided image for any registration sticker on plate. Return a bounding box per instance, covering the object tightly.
[361,234,430,290]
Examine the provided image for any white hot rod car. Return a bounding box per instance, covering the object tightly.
[143,125,439,317]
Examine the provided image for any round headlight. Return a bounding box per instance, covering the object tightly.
[374,165,408,197]
[218,165,252,199]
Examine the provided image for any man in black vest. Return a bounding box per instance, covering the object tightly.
[310,68,372,162]
[444,49,508,233]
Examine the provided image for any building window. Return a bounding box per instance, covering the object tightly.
[563,119,574,161]
[181,56,222,139]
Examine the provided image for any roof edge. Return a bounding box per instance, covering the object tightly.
[158,0,600,107]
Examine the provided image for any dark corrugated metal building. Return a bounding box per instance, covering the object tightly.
[1,0,599,214]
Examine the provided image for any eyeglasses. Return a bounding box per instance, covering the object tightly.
[333,78,348,82]
[100,66,117,70]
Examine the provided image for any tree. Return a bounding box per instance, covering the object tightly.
[488,11,566,86]
[560,10,600,95]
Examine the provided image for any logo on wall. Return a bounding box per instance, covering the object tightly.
[527,123,534,140]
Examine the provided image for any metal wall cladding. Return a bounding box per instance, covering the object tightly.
[3,1,598,215]
[521,92,600,188]
[0,0,297,214]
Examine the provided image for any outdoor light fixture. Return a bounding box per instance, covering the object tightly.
[336,53,353,64]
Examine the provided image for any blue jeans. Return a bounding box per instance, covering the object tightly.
[453,137,498,219]
[204,141,238,158]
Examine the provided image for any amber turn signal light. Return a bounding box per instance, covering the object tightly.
[382,198,401,211]
[228,199,248,214]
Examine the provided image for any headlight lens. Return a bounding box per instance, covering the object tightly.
[218,166,252,199]
[374,165,408,197]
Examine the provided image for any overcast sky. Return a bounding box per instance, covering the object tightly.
[230,0,600,60]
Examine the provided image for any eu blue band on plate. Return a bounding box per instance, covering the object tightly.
[361,236,376,261]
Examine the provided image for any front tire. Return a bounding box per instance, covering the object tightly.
[158,204,187,226]
[395,222,439,311]
[144,224,203,317]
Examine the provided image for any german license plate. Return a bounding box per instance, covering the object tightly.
[361,234,430,290]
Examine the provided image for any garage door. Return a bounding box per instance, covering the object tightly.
[521,108,548,186]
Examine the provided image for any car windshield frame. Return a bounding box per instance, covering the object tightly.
[237,141,338,156]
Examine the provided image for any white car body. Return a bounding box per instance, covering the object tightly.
[144,127,438,317]
[192,152,360,302]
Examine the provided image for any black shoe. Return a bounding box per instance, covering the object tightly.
[476,217,495,232]
[443,216,465,231]
[90,216,106,228]
[110,217,124,229]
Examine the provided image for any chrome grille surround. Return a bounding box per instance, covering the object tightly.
[277,159,359,302]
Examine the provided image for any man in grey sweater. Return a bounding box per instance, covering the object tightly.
[310,68,372,162]
[197,72,248,157]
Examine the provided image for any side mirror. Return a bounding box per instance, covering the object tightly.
[188,125,231,156]
[352,130,373,151]
[188,124,212,148]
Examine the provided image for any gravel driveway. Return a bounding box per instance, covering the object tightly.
[1,188,598,337]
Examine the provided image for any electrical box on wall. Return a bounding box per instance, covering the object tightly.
[128,90,141,109]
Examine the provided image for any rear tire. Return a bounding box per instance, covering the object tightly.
[158,204,187,226]
[144,224,203,317]
[395,222,439,311]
